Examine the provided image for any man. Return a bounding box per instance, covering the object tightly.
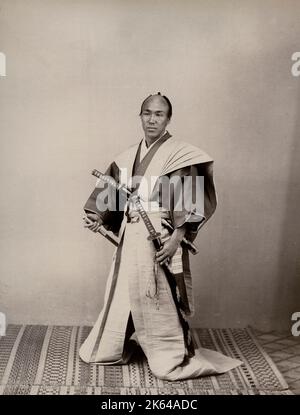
[79,93,242,380]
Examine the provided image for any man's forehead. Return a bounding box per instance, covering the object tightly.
[142,96,169,112]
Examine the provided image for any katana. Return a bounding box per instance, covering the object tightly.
[90,169,198,254]
[90,169,195,356]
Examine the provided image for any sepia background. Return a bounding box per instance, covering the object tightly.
[0,0,299,331]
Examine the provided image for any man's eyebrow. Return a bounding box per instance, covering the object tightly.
[142,109,165,113]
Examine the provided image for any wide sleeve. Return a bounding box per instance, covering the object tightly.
[83,161,126,235]
[157,162,217,241]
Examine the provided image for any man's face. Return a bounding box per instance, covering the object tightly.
[140,96,170,143]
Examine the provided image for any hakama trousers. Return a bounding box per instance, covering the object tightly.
[79,212,242,380]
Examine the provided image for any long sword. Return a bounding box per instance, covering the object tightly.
[130,194,194,356]
[91,169,195,356]
[90,169,198,254]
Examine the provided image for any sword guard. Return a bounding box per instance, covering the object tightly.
[147,232,161,241]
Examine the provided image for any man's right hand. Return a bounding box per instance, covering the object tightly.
[83,213,103,233]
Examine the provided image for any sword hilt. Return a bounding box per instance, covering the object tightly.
[91,169,131,195]
[147,232,161,241]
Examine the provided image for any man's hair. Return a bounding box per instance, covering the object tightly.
[139,92,173,119]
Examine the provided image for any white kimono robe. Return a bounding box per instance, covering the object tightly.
[79,132,242,380]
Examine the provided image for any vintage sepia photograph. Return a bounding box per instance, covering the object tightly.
[0,0,299,403]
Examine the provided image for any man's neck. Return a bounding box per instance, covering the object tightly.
[145,130,166,148]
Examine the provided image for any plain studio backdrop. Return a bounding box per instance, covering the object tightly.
[0,0,299,331]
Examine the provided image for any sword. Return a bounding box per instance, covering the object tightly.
[129,194,194,356]
[83,215,119,247]
[91,169,195,356]
[90,169,198,254]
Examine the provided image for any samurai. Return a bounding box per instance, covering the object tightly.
[79,93,242,380]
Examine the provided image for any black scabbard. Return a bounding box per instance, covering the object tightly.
[152,238,195,358]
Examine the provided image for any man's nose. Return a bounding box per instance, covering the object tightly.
[149,114,156,123]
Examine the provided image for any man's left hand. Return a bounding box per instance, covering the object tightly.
[155,239,180,265]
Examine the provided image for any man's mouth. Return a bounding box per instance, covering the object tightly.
[146,127,156,131]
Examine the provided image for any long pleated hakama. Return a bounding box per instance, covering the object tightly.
[79,212,242,380]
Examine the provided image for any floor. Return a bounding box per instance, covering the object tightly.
[0,326,299,394]
[253,328,300,394]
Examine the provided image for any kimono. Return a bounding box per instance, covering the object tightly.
[79,132,242,380]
